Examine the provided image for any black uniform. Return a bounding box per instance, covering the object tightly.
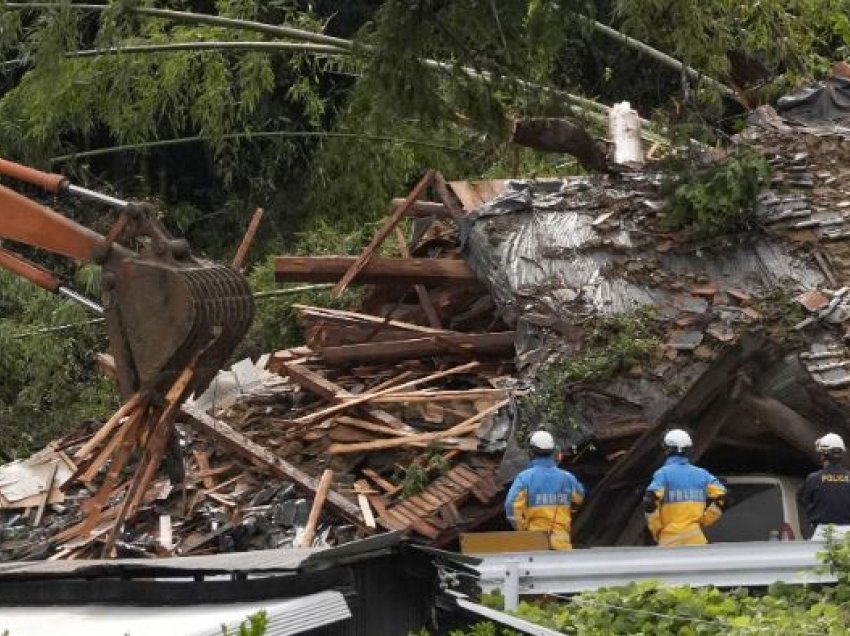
[802,465,850,528]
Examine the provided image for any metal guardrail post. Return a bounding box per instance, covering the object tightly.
[504,560,520,611]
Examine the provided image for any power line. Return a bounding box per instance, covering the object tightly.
[9,284,337,338]
[49,131,477,163]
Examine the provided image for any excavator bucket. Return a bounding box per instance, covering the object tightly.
[105,256,255,399]
[0,158,254,400]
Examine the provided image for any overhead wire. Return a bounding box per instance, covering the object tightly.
[8,284,337,338]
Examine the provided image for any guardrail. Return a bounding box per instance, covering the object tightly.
[474,541,836,609]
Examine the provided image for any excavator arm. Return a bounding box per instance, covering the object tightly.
[0,159,254,401]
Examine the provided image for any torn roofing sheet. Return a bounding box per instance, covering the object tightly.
[460,178,824,325]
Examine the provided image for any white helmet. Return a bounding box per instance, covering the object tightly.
[815,433,846,454]
[529,430,555,452]
[663,429,693,453]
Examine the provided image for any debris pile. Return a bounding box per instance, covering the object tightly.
[0,171,518,560]
[7,110,850,558]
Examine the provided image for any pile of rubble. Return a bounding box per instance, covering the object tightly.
[0,171,518,560]
[7,109,850,559]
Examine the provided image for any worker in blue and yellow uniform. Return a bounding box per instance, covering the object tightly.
[505,430,585,550]
[643,429,726,547]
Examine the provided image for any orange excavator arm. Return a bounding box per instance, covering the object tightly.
[0,158,254,401]
[0,181,105,262]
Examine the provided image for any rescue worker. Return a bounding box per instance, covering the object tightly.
[644,429,726,547]
[505,430,585,550]
[802,433,850,541]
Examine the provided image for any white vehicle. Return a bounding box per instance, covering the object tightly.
[705,474,807,542]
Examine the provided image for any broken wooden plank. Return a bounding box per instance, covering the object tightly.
[358,494,377,530]
[351,388,509,404]
[293,361,479,425]
[181,404,365,527]
[362,468,402,497]
[298,469,334,547]
[391,198,452,218]
[335,416,412,438]
[103,360,199,557]
[231,207,264,272]
[74,392,141,460]
[33,461,59,527]
[333,170,436,297]
[276,255,476,286]
[284,362,411,432]
[326,399,508,454]
[394,226,443,329]
[293,304,449,335]
[318,332,516,366]
[434,173,467,220]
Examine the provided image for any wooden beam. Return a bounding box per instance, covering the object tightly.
[333,170,436,297]
[181,404,366,527]
[390,199,451,217]
[284,361,412,432]
[318,331,516,366]
[436,173,474,217]
[297,469,334,548]
[294,304,448,334]
[394,226,442,329]
[293,361,479,425]
[284,361,349,402]
[276,255,475,286]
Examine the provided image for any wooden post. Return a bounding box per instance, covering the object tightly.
[231,207,264,271]
[298,469,334,548]
[394,226,442,329]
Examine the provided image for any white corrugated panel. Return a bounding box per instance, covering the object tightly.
[0,591,351,636]
[190,591,352,636]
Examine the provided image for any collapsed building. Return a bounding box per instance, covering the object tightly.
[2,107,850,560]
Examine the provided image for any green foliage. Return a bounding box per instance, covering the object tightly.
[221,610,269,636]
[751,286,809,336]
[393,451,451,496]
[398,462,429,497]
[521,308,661,435]
[615,0,850,95]
[0,271,117,461]
[661,149,771,237]
[238,257,362,359]
[454,575,850,634]
[450,622,518,636]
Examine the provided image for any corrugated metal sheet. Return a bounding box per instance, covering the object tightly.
[0,547,317,578]
[460,179,824,320]
[0,532,403,579]
[0,591,350,636]
[474,541,836,595]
